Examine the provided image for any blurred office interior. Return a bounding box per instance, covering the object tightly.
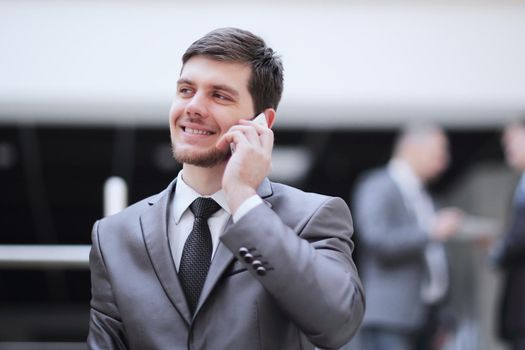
[1,1,524,349]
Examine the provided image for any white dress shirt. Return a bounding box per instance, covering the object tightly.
[168,171,263,271]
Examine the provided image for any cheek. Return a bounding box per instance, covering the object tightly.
[516,147,525,166]
[518,140,525,154]
[429,155,446,174]
[169,102,185,123]
[217,116,242,135]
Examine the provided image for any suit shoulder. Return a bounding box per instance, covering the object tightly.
[95,187,168,233]
[355,167,393,190]
[267,182,352,235]
[271,181,329,200]
[358,167,388,182]
[269,182,347,212]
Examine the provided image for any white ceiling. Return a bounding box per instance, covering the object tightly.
[1,0,524,128]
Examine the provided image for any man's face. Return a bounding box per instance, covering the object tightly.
[502,123,525,171]
[416,131,450,182]
[169,56,255,167]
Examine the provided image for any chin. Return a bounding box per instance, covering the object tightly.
[172,146,230,168]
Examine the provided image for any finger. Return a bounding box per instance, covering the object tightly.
[216,129,250,151]
[259,127,274,153]
[228,125,261,146]
[238,119,273,150]
[239,119,269,135]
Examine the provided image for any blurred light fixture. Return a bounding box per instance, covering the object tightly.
[104,176,128,217]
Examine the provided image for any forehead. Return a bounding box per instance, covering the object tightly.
[180,56,252,88]
[413,130,446,145]
[433,130,447,145]
[415,131,447,155]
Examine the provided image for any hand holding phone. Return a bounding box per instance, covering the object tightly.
[219,111,274,214]
[230,113,268,153]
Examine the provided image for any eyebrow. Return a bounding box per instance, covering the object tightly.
[213,84,240,99]
[176,79,240,99]
[177,78,192,86]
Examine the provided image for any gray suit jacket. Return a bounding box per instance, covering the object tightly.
[88,178,365,349]
[352,168,431,332]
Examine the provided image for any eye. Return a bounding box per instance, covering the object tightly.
[178,86,194,97]
[213,91,233,102]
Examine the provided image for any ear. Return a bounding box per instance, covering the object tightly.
[263,108,276,128]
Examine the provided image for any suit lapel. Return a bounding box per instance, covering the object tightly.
[195,178,274,316]
[140,180,192,325]
[387,171,419,221]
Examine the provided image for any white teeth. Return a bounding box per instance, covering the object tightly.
[185,127,212,135]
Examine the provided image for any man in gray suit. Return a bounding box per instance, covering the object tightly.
[87,27,364,349]
[351,125,462,350]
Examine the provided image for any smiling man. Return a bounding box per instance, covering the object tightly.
[87,27,364,350]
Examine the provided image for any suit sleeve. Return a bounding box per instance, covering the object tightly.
[87,220,129,350]
[220,196,365,350]
[352,175,429,263]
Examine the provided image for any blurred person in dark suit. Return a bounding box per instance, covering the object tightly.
[492,120,525,350]
[351,124,463,350]
[87,27,364,349]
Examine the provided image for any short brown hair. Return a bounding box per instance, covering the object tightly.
[182,27,284,114]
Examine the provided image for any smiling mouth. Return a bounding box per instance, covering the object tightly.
[183,127,214,136]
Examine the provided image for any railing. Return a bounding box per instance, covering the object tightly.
[0,176,124,349]
[0,245,90,269]
[0,342,86,350]
[0,244,91,348]
[0,177,127,270]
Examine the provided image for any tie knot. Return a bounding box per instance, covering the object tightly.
[190,197,221,219]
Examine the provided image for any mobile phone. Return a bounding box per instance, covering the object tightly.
[230,113,268,153]
[252,112,268,127]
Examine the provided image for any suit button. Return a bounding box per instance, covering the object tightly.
[238,247,249,257]
[256,266,267,276]
[252,260,263,269]
[243,253,254,263]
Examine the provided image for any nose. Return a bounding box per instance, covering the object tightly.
[185,92,208,120]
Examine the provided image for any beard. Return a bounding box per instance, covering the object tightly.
[172,143,231,168]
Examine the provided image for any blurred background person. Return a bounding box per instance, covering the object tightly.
[492,120,525,350]
[350,124,464,350]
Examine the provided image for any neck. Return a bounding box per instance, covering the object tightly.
[396,155,427,184]
[181,162,226,195]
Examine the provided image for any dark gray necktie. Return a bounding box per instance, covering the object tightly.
[179,197,221,314]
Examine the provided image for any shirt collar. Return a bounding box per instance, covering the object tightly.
[173,171,231,224]
[387,158,424,195]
